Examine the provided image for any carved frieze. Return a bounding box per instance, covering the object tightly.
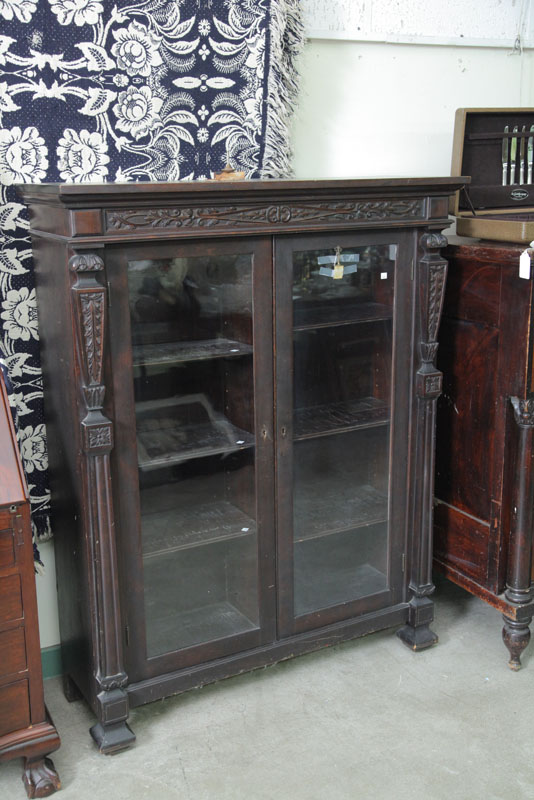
[107,198,425,232]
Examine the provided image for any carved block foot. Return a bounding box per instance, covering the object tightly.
[62,673,83,703]
[397,622,438,651]
[90,720,136,755]
[502,615,531,671]
[397,595,438,651]
[22,757,60,798]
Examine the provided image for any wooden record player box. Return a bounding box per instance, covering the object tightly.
[18,177,466,753]
[434,236,534,670]
[0,369,60,797]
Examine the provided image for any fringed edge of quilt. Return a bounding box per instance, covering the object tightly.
[261,0,306,178]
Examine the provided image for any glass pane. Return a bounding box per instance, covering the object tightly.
[292,244,395,616]
[127,254,260,656]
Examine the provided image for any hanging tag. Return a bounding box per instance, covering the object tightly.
[519,244,534,279]
[333,262,344,279]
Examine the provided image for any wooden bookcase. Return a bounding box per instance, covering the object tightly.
[18,177,466,753]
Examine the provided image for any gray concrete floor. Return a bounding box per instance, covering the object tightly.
[2,576,533,800]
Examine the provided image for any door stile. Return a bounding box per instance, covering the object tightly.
[274,236,297,637]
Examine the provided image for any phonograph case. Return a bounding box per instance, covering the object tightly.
[451,107,534,243]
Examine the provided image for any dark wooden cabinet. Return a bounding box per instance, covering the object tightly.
[19,177,465,753]
[435,237,534,669]
[0,370,60,797]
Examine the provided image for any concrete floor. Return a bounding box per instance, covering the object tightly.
[2,577,533,800]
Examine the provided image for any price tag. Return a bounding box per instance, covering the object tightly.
[520,249,532,280]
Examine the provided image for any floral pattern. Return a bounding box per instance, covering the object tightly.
[0,0,303,544]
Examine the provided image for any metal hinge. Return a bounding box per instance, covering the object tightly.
[401,553,406,573]
[107,281,112,309]
[125,625,130,646]
[11,506,24,547]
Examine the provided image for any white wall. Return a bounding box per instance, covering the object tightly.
[291,39,534,178]
[35,36,534,650]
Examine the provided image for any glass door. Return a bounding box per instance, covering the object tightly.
[107,238,275,679]
[275,233,411,635]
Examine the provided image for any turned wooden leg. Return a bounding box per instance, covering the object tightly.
[503,398,534,670]
[502,615,532,671]
[22,757,61,798]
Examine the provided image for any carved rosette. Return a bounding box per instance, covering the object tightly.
[106,198,425,233]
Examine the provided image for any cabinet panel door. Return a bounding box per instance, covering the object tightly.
[275,232,412,636]
[106,237,275,680]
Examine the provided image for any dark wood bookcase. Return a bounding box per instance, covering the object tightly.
[19,177,466,753]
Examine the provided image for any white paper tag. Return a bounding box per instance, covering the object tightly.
[519,250,531,280]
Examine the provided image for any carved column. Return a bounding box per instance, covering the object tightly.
[397,231,447,650]
[70,252,135,753]
[502,398,534,670]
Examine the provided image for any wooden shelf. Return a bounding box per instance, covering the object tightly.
[141,499,256,557]
[132,338,253,367]
[295,560,387,617]
[294,483,388,542]
[145,600,258,656]
[294,302,392,331]
[136,394,255,470]
[294,397,389,440]
[138,420,254,470]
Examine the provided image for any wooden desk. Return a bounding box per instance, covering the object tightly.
[0,369,60,797]
[434,236,534,669]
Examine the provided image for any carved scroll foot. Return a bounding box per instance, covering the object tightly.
[397,596,438,651]
[502,615,532,671]
[22,757,60,798]
[62,673,83,703]
[90,720,136,755]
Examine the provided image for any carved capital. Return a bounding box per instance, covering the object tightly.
[421,232,448,251]
[83,384,106,410]
[511,397,534,427]
[69,252,104,273]
[421,342,439,364]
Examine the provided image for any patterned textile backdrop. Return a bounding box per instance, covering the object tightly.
[0,0,304,550]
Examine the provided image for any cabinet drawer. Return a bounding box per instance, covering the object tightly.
[0,678,30,737]
[0,574,23,624]
[0,527,15,569]
[0,627,26,678]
